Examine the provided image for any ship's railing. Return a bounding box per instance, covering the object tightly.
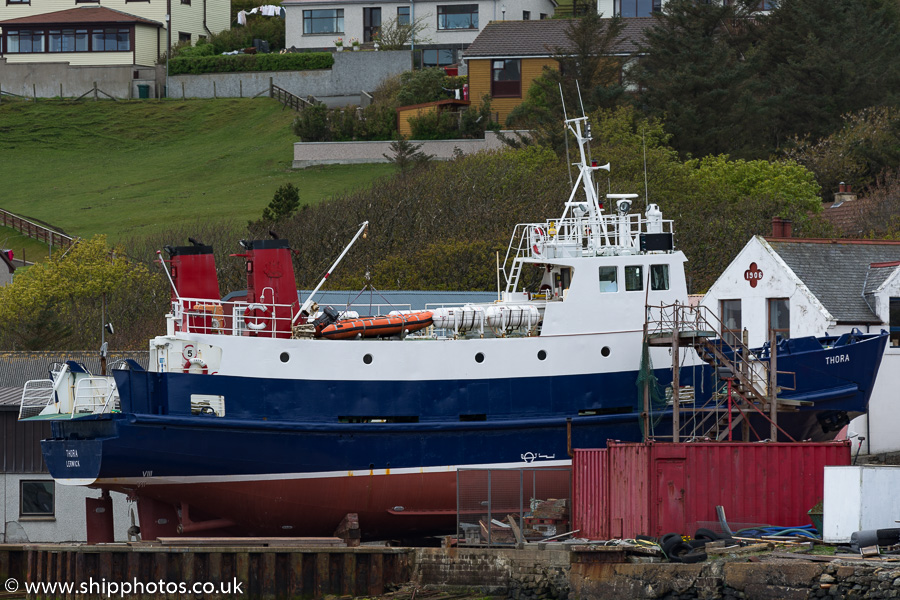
[71,377,119,417]
[19,379,56,419]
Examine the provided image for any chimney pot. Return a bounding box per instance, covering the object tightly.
[771,216,783,237]
[782,219,793,238]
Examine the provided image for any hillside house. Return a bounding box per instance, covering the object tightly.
[595,0,775,17]
[700,224,900,454]
[0,0,230,67]
[462,17,651,124]
[282,0,557,68]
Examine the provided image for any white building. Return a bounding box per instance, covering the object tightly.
[282,0,557,68]
[595,0,774,18]
[701,225,900,454]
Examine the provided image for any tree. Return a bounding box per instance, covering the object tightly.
[742,0,900,154]
[505,13,627,149]
[383,138,433,174]
[374,14,431,50]
[628,0,762,159]
[0,235,163,350]
[262,183,300,222]
[783,106,900,200]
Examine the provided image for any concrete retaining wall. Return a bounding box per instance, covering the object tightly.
[0,51,410,100]
[293,130,525,168]
[170,50,411,100]
[0,59,158,99]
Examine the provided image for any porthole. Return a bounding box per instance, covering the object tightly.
[537,350,547,361]
[363,354,373,364]
[601,346,611,357]
[475,352,485,363]
[280,352,290,363]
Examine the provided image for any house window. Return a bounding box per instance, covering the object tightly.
[721,300,742,347]
[523,10,530,19]
[599,267,618,293]
[491,59,521,98]
[6,0,30,5]
[178,32,191,44]
[768,298,790,340]
[540,13,548,19]
[92,28,130,51]
[397,6,410,25]
[49,29,88,52]
[614,0,661,17]
[422,48,454,67]
[650,264,669,290]
[438,4,478,30]
[890,298,900,347]
[364,7,381,42]
[303,9,344,34]
[6,29,45,53]
[20,480,54,517]
[625,266,643,292]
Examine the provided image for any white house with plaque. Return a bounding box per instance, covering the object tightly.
[701,220,900,454]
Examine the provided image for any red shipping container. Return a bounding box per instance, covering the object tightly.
[573,441,850,540]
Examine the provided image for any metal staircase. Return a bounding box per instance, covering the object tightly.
[645,303,800,442]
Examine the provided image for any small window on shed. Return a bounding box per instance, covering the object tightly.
[598,267,618,292]
[891,297,900,347]
[20,480,54,517]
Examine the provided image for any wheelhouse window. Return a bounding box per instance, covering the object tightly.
[6,29,45,53]
[491,59,521,98]
[20,480,54,517]
[422,48,454,67]
[650,264,669,290]
[438,4,478,30]
[891,297,900,347]
[92,28,130,51]
[363,7,381,42]
[768,298,790,340]
[721,299,742,347]
[625,266,643,292]
[397,6,410,25]
[49,28,88,52]
[303,9,344,34]
[614,0,661,17]
[598,266,618,293]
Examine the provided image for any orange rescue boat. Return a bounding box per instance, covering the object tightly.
[318,311,433,339]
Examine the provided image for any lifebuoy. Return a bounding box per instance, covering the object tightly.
[532,226,546,256]
[244,303,268,331]
[183,357,208,374]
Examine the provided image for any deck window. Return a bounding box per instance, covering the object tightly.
[303,9,344,34]
[598,266,618,293]
[625,266,643,291]
[768,298,790,340]
[891,298,900,347]
[491,59,521,98]
[721,299,742,347]
[20,480,54,517]
[438,4,478,30]
[650,264,669,290]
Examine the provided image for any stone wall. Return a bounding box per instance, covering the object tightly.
[292,130,528,168]
[0,60,157,99]
[569,559,900,600]
[412,547,570,599]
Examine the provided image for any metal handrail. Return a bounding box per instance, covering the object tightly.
[71,377,118,417]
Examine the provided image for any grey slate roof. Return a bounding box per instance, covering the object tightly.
[767,239,900,324]
[462,17,653,59]
[0,351,150,389]
[864,263,900,296]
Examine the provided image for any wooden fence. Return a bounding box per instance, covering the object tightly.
[0,209,74,250]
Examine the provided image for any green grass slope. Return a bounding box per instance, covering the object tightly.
[0,98,393,242]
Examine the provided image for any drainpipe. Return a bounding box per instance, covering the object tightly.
[203,0,211,36]
[166,0,171,98]
[410,0,415,52]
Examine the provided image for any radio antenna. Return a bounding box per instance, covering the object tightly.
[575,81,593,166]
[642,128,650,205]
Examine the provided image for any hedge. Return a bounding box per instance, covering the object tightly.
[168,52,334,75]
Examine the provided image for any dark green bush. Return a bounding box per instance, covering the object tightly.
[175,38,216,58]
[210,14,286,53]
[408,109,459,140]
[357,103,399,140]
[292,104,331,141]
[396,68,450,107]
[168,52,333,75]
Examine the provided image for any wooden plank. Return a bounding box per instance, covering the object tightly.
[288,553,303,599]
[507,515,524,545]
[261,552,276,600]
[315,553,329,598]
[707,543,773,555]
[342,552,357,597]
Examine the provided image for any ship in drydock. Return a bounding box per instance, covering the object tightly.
[20,113,888,541]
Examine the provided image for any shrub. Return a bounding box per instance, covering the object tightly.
[292,104,331,141]
[396,68,450,107]
[357,103,398,140]
[210,14,286,53]
[408,109,459,140]
[168,52,333,75]
[175,38,216,58]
